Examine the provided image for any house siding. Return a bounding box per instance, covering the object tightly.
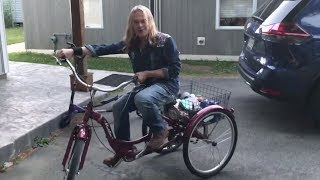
[22,0,267,55]
[161,0,243,55]
[161,0,266,55]
[22,0,72,50]
[85,0,149,44]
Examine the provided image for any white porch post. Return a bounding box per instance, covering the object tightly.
[0,0,9,79]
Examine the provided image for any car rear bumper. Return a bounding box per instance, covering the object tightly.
[238,57,262,93]
[238,56,289,100]
[238,55,311,102]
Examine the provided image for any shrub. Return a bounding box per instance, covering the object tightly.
[3,0,14,28]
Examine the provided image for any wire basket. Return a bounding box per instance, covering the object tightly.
[178,80,231,112]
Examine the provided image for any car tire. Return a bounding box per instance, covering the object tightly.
[310,82,320,128]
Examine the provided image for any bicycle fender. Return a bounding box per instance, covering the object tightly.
[62,125,91,168]
[183,105,234,140]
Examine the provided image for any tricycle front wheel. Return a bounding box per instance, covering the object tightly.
[65,140,85,180]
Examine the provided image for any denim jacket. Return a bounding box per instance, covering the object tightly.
[85,32,181,95]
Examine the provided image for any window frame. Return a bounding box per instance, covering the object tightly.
[215,0,258,30]
[84,0,104,29]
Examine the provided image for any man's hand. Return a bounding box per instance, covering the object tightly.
[134,69,167,83]
[134,71,148,83]
[55,48,74,59]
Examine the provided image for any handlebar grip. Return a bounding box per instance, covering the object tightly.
[53,56,67,66]
[66,42,76,48]
[132,76,139,86]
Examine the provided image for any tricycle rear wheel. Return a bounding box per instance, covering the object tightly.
[183,109,237,178]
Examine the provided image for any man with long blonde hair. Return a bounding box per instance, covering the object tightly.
[56,5,181,167]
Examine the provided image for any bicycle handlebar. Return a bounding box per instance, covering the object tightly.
[52,56,134,92]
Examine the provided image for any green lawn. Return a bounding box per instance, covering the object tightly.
[5,27,24,45]
[4,27,239,76]
[9,52,239,77]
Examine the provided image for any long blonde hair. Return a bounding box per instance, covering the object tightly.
[123,5,158,52]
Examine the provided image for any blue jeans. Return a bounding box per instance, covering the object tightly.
[112,84,175,141]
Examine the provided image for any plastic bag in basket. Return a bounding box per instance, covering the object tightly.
[179,96,201,111]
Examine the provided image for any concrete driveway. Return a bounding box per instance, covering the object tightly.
[1,77,320,180]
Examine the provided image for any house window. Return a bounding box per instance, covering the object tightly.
[84,0,103,28]
[216,0,257,30]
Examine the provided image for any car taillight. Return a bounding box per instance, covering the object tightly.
[258,23,311,43]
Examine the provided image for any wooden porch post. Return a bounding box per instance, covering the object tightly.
[70,0,93,91]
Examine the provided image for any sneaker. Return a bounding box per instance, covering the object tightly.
[103,154,122,167]
[147,128,169,150]
[103,146,138,167]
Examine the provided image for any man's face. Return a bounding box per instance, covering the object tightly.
[132,10,148,39]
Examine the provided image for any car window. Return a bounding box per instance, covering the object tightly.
[264,1,301,25]
[299,0,320,35]
[253,0,301,21]
[253,0,284,20]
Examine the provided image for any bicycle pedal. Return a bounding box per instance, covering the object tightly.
[154,143,168,153]
[123,150,141,162]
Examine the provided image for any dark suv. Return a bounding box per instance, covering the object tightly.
[238,0,320,123]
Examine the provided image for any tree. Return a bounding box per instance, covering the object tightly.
[3,0,13,28]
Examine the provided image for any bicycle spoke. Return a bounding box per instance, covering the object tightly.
[189,143,209,153]
[207,120,219,138]
[209,146,217,163]
[190,144,223,171]
[214,128,231,142]
[216,146,222,163]
[217,136,231,145]
[191,137,216,144]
